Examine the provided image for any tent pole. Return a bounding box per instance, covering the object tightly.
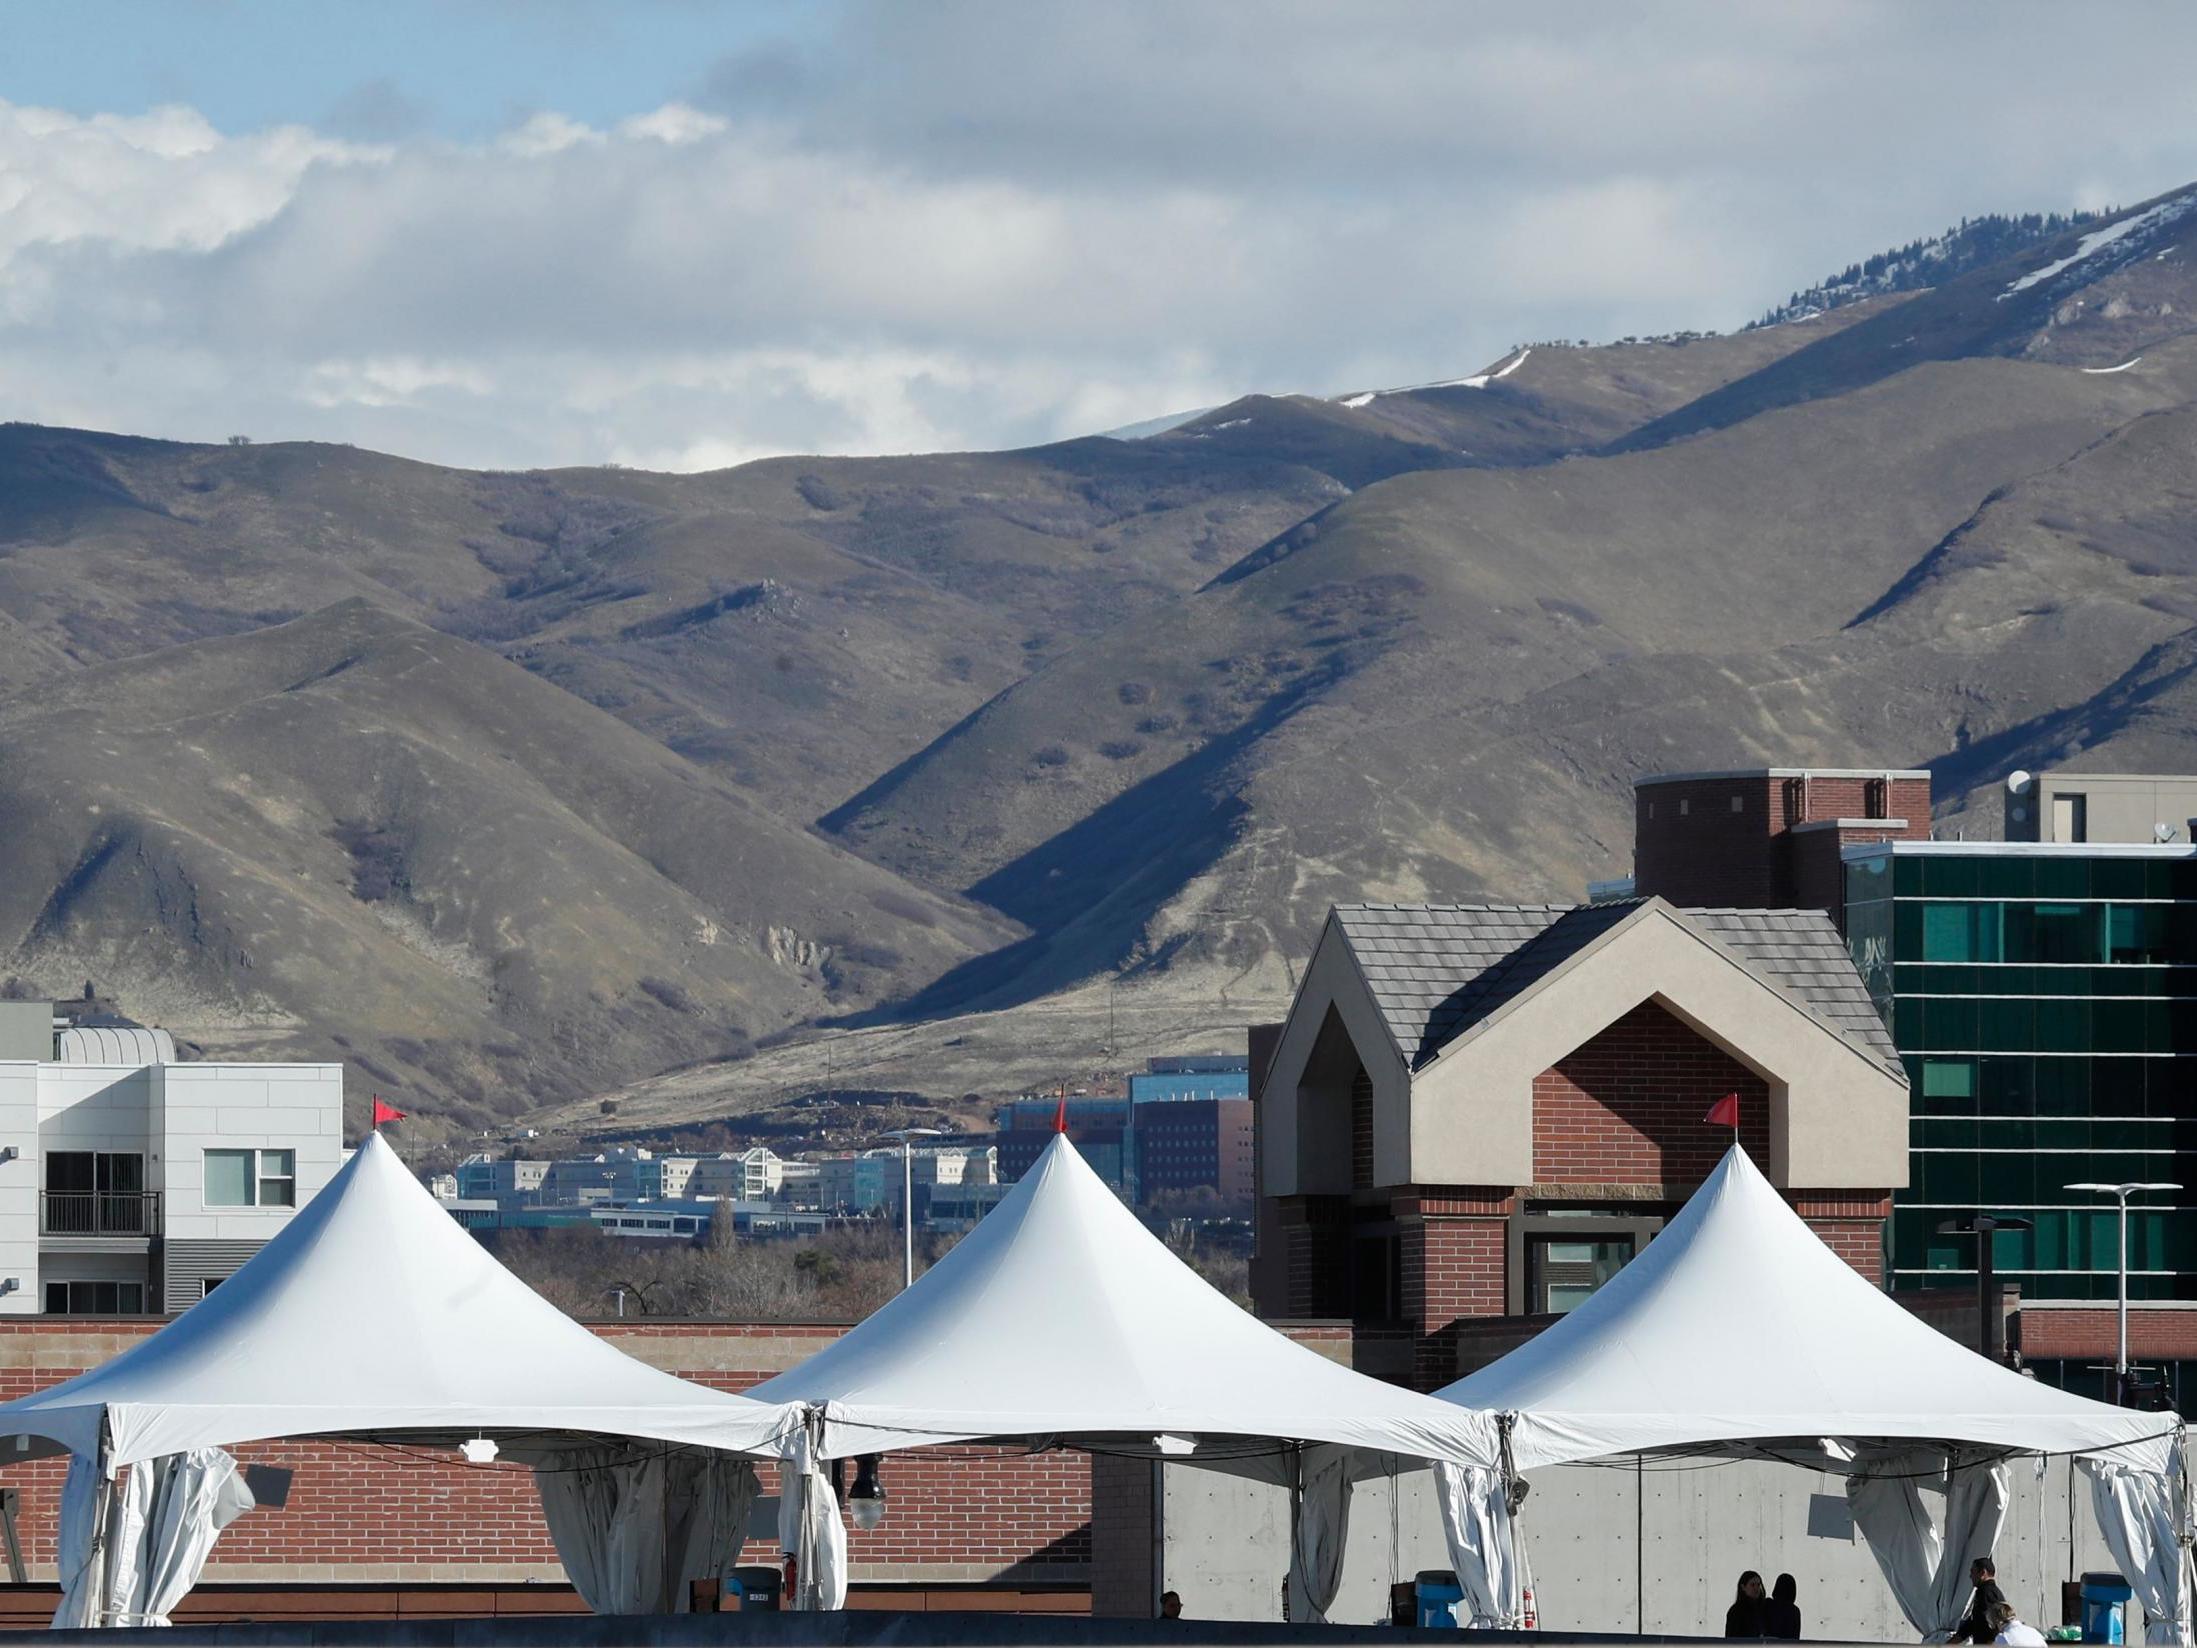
[1635,1452,1645,1634]
[90,1423,114,1630]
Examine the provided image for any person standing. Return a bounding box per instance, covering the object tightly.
[1989,1601,2046,1646]
[1726,1571,1769,1637]
[1951,1558,2008,1644]
[1764,1574,1802,1639]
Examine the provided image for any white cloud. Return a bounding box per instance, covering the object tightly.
[6,5,2197,471]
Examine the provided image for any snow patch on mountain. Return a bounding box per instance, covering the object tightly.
[1331,348,1531,409]
[2001,195,2197,300]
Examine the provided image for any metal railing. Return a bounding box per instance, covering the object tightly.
[40,1190,162,1237]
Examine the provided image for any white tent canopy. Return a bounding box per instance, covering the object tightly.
[0,1133,805,1626]
[1435,1147,2189,1641]
[0,1132,804,1468]
[1437,1145,2172,1474]
[749,1131,1495,1468]
[747,1132,1498,1616]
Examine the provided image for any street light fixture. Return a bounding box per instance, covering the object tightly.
[882,1128,944,1290]
[2066,1182,2182,1403]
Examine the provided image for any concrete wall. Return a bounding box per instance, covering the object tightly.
[0,1064,40,1311]
[1146,1455,2130,1638]
[154,1064,344,1241]
[0,1005,51,1063]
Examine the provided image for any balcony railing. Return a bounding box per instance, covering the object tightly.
[40,1191,163,1238]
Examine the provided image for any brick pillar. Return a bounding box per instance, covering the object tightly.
[1272,1195,1351,1317]
[1397,1190,1515,1390]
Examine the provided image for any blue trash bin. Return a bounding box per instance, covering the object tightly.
[2080,1572,2133,1644]
[1416,1570,1464,1629]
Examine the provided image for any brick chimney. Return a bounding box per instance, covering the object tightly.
[1632,767,1931,920]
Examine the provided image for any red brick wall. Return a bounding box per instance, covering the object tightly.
[1793,1193,1893,1285]
[2015,1306,2197,1362]
[0,1320,1089,1585]
[1531,1001,1771,1185]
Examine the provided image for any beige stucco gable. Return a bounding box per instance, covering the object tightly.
[1258,914,1411,1197]
[1409,902,1908,1190]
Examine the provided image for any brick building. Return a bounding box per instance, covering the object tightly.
[1249,897,1908,1388]
[1631,767,1930,918]
[1130,1099,1253,1202]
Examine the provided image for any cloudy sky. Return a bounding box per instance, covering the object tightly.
[8,1,2197,472]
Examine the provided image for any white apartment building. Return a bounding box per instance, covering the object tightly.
[0,1001,344,1315]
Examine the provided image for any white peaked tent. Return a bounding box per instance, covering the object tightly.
[0,1133,805,1625]
[1435,1147,2191,1642]
[746,1132,1500,1616]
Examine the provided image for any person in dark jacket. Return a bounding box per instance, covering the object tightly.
[1763,1573,1802,1639]
[1726,1571,1769,1637]
[1951,1558,2007,1644]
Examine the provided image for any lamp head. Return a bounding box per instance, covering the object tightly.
[847,1454,886,1530]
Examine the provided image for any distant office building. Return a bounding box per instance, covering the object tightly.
[590,1200,716,1240]
[687,1147,783,1202]
[996,1098,1136,1197]
[819,1151,901,1215]
[443,1200,595,1234]
[777,1160,823,1209]
[455,1155,549,1204]
[1129,1056,1250,1105]
[1136,1098,1253,1201]
[0,1000,343,1314]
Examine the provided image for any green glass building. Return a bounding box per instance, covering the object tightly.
[1844,843,2197,1346]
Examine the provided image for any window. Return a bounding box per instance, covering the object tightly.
[1531,1237,1635,1314]
[258,1150,296,1207]
[206,1148,297,1208]
[1920,1060,1975,1101]
[1864,778,1889,820]
[201,1277,226,1298]
[2107,904,2171,965]
[1922,902,2003,962]
[42,1280,145,1315]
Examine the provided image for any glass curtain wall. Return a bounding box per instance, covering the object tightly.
[1847,849,2197,1305]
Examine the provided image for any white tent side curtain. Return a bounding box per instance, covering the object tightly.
[53,1448,256,1629]
[2084,1446,2195,1647]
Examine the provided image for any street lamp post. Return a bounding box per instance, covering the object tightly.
[1935,1213,2032,1363]
[882,1127,943,1289]
[2066,1181,2181,1404]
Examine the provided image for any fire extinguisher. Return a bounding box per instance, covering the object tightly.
[783,1550,798,1610]
[1522,1587,1538,1630]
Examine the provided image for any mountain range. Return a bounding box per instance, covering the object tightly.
[8,182,2197,1134]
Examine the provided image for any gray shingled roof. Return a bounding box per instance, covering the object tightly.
[1331,900,1898,1073]
[1683,907,1900,1069]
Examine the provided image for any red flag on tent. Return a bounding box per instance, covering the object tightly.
[1053,1093,1068,1134]
[1702,1092,1740,1129]
[372,1097,407,1128]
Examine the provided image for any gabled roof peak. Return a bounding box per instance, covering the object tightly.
[1325,898,1896,1073]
